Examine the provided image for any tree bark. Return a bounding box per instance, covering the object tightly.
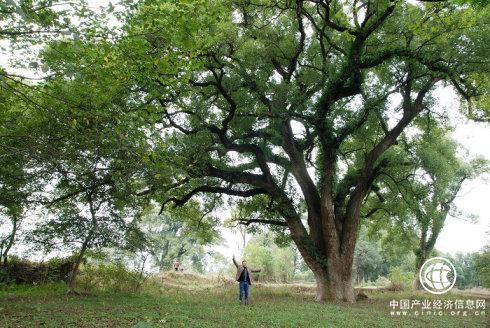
[287,212,357,303]
[414,227,431,290]
[414,211,446,290]
[135,255,147,291]
[68,191,98,293]
[413,253,426,290]
[310,256,355,303]
[68,236,90,293]
[69,193,96,293]
[2,216,18,266]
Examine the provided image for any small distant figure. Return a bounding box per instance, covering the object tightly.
[232,255,261,305]
[173,260,180,272]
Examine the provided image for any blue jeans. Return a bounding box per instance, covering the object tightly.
[239,281,249,301]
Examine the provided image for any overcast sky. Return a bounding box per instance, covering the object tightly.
[432,89,489,255]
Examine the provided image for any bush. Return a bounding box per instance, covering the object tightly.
[77,261,144,293]
[0,256,75,285]
[375,276,391,288]
[473,247,490,288]
[388,266,414,291]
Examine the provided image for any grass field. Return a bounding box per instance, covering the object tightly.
[1,272,488,328]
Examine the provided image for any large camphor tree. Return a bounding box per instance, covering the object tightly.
[114,0,489,302]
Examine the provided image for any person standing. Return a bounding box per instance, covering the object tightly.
[233,255,261,305]
[173,260,180,272]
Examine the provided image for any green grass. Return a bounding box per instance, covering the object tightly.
[0,275,487,328]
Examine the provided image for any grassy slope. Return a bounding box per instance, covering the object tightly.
[0,272,488,328]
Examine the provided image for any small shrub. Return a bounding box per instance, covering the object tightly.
[0,256,75,285]
[386,282,404,291]
[375,276,391,288]
[77,261,144,293]
[388,266,414,291]
[45,256,75,282]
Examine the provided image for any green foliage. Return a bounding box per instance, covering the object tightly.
[136,204,219,272]
[243,232,300,283]
[444,252,483,289]
[77,260,144,293]
[0,0,488,303]
[0,255,75,285]
[15,35,156,261]
[472,246,490,288]
[364,125,488,275]
[0,86,38,265]
[453,0,490,8]
[0,0,71,46]
[353,229,388,284]
[388,266,415,291]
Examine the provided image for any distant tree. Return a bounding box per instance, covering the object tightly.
[190,252,207,274]
[353,228,387,285]
[449,252,482,289]
[138,204,219,272]
[364,126,488,289]
[473,245,490,288]
[243,232,297,283]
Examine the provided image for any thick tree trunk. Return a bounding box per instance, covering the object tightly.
[311,261,355,303]
[289,221,356,303]
[313,270,328,302]
[283,202,358,303]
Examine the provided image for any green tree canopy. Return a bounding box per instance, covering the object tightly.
[108,0,490,302]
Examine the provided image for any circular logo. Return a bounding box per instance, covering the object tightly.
[419,257,457,294]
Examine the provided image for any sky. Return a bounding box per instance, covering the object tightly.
[2,0,488,263]
[432,89,490,255]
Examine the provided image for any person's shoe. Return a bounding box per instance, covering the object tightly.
[239,300,242,305]
[244,299,249,305]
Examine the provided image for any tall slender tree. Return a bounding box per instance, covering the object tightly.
[363,125,488,289]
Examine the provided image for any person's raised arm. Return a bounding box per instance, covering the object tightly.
[232,255,239,268]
